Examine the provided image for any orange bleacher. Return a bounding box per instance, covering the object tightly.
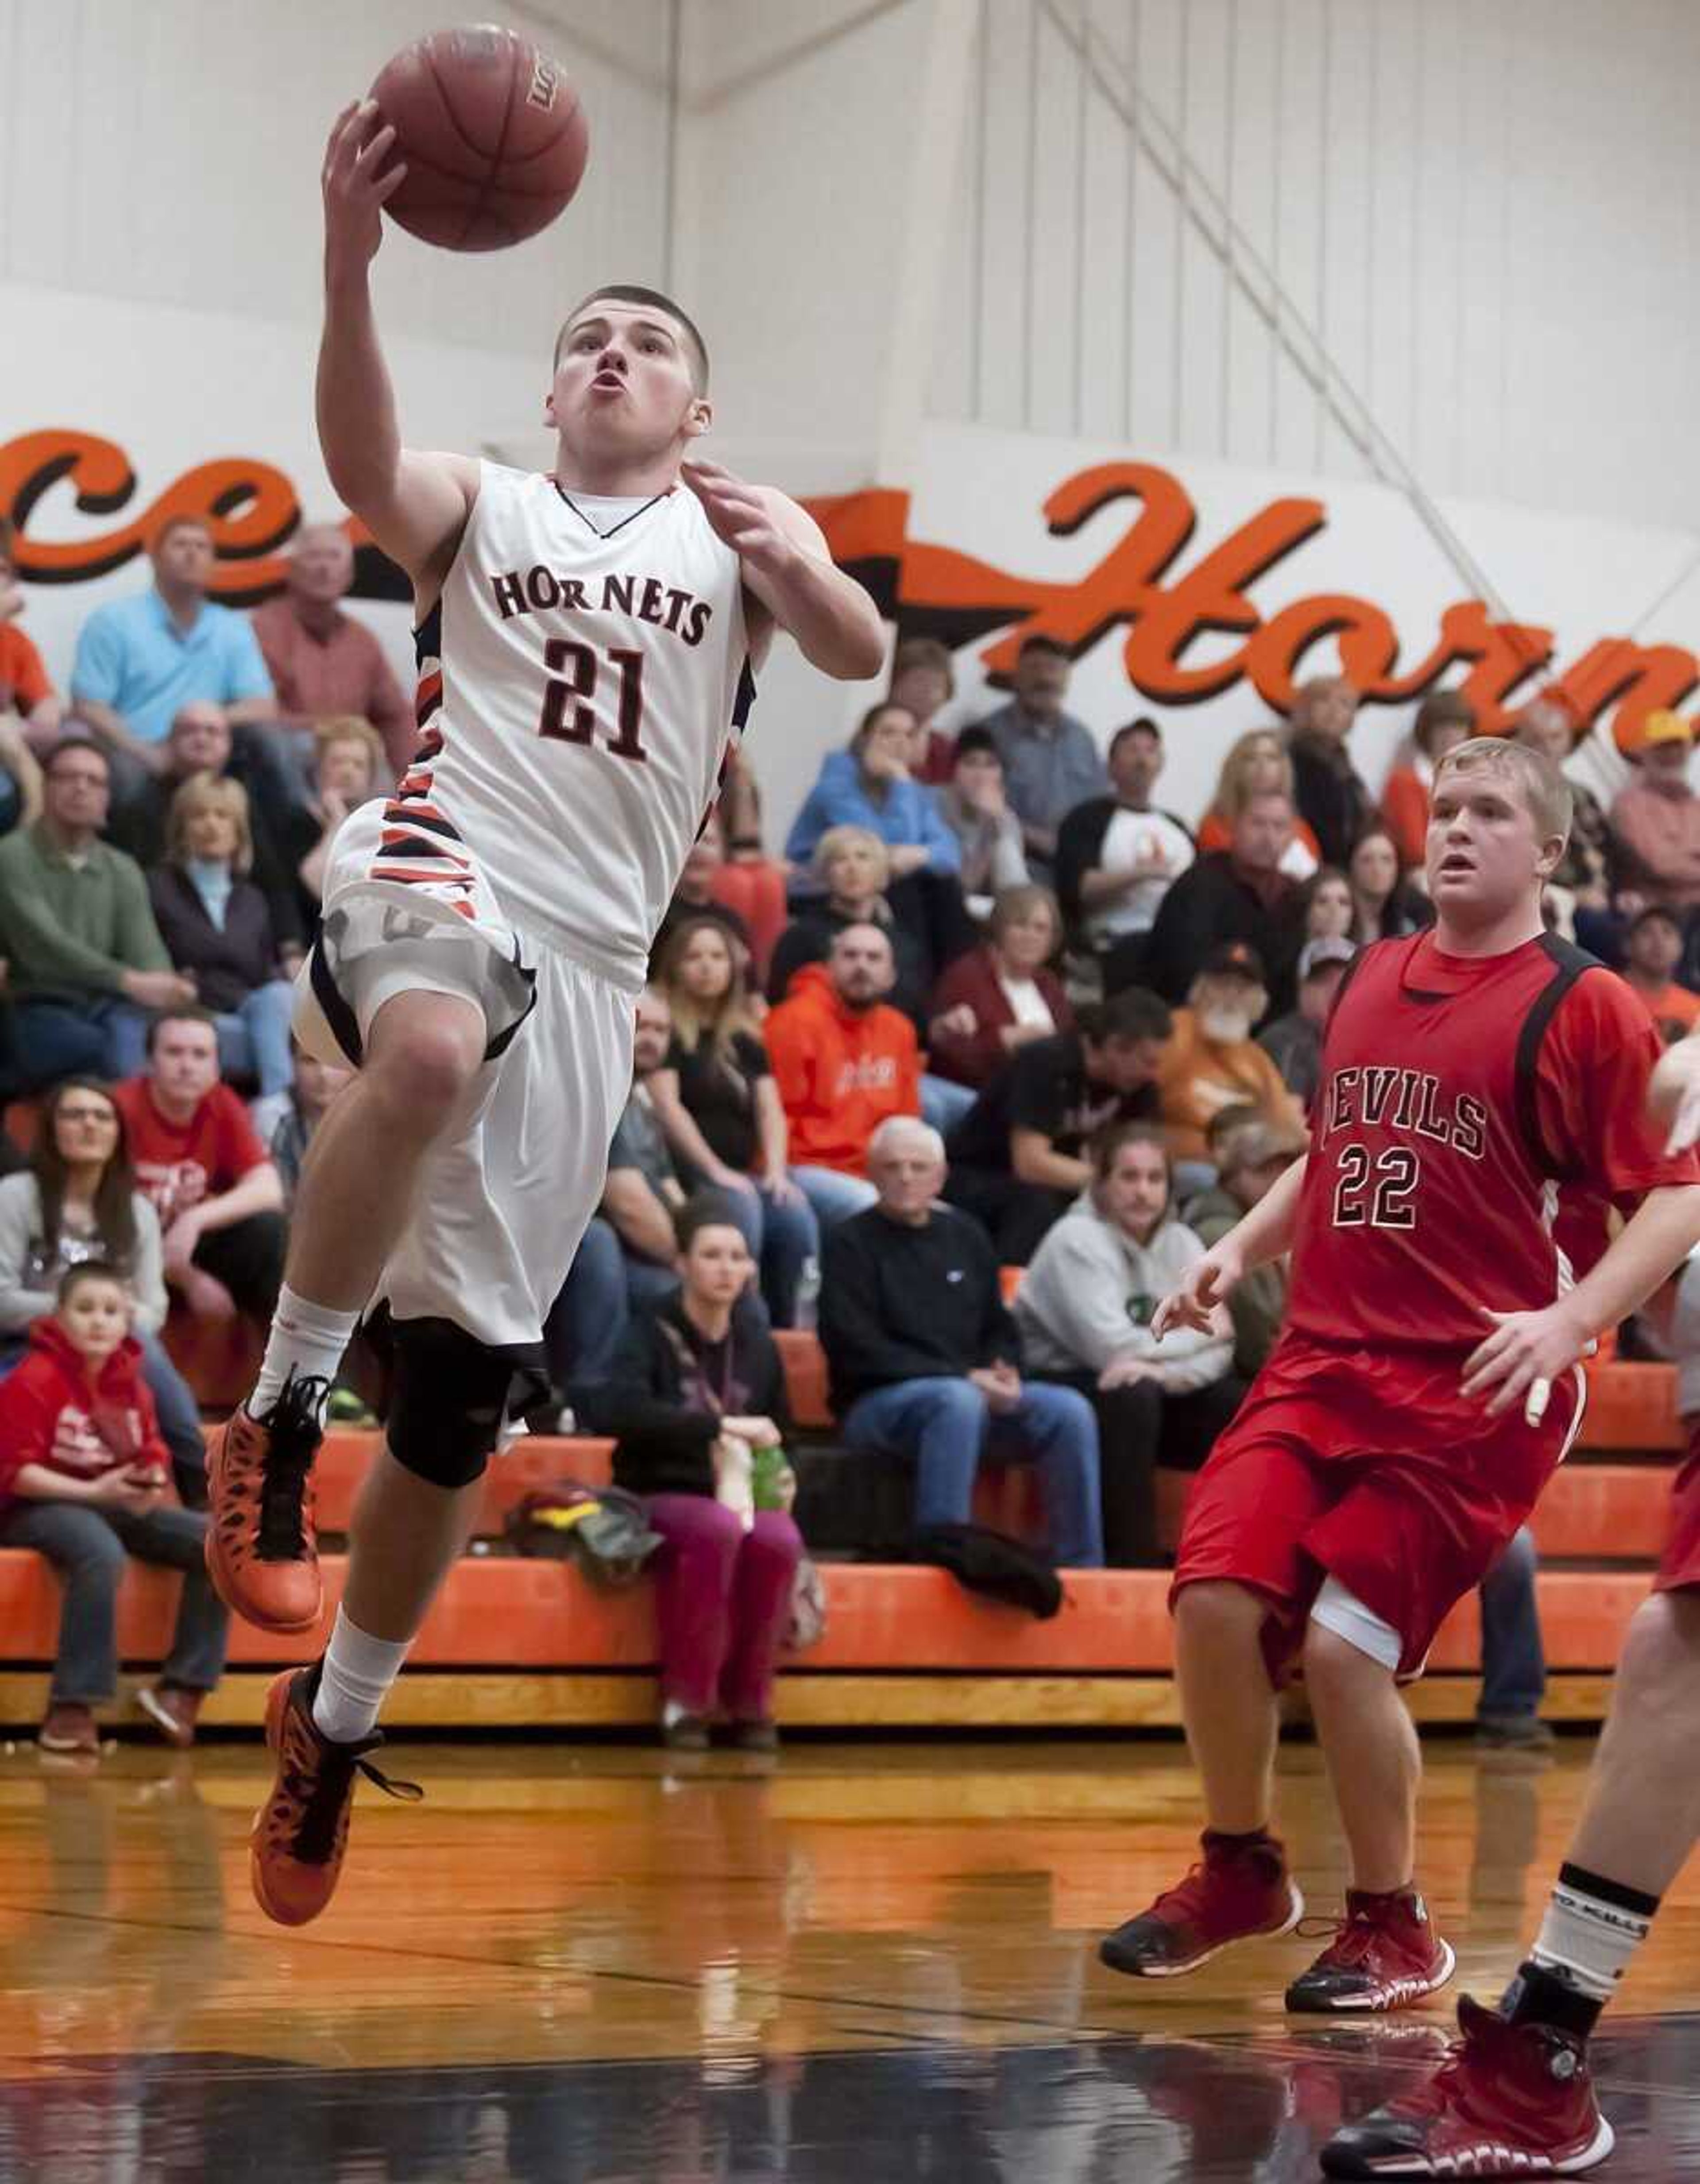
[0,1339,1682,1733]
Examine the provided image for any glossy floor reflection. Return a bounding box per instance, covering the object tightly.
[1,1735,1698,2177]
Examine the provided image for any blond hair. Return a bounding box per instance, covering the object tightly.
[1207,728,1296,825]
[655,914,760,1066]
[313,714,385,781]
[167,771,251,874]
[814,823,892,892]
[1433,736,1572,847]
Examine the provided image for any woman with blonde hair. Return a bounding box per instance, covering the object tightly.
[650,915,819,1324]
[765,824,932,1026]
[147,772,297,1123]
[1195,728,1322,879]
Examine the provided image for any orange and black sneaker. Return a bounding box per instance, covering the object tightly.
[205,1374,327,1632]
[250,1665,422,1928]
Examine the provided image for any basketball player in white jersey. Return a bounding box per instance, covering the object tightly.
[210,101,884,1926]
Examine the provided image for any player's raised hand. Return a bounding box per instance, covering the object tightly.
[682,461,795,580]
[1459,1300,1589,1423]
[1152,1239,1244,1339]
[322,99,408,272]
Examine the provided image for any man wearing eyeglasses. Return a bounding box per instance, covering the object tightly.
[0,737,193,1086]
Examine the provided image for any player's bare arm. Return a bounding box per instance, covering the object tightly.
[1461,1182,1700,1420]
[317,101,479,604]
[1152,1154,1307,1338]
[682,460,884,680]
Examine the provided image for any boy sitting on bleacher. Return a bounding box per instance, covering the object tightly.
[0,1262,228,1758]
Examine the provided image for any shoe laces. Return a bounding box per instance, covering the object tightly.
[284,1739,423,1866]
[1295,1902,1386,1966]
[255,1373,328,1561]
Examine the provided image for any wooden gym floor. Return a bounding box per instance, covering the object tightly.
[2,1732,1699,2178]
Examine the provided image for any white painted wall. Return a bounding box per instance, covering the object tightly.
[935,0,1700,533]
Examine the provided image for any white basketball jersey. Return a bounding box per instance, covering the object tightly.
[385,460,753,990]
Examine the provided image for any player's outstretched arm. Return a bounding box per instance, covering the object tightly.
[317,101,478,598]
[1151,1154,1307,1338]
[682,462,884,681]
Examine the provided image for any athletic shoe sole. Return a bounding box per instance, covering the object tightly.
[1100,1880,1306,1978]
[1287,1938,1457,2014]
[1319,2111,1615,2177]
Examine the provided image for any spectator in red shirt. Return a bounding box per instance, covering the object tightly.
[113,1011,286,1335]
[0,1262,228,1757]
[888,636,958,785]
[1380,687,1475,873]
[251,524,413,779]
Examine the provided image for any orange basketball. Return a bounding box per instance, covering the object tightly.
[369,23,589,252]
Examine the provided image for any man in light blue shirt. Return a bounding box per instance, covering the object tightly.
[70,516,276,797]
[977,636,1108,883]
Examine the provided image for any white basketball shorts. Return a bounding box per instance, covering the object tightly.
[293,799,635,1351]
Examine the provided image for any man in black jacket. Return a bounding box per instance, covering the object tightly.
[943,986,1172,1264]
[820,1116,1103,1565]
[1140,789,1303,1015]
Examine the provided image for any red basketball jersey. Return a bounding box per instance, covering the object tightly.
[1284,930,1700,1351]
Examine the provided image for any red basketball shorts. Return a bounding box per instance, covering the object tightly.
[1171,1333,1586,1682]
[1655,1420,1700,1592]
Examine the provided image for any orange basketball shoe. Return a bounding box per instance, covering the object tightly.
[250,1666,422,1927]
[205,1375,326,1632]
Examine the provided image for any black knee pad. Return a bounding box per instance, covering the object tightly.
[386,1317,524,1489]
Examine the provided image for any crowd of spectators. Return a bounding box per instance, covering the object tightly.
[6,502,1692,1756]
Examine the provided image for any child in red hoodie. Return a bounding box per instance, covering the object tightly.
[0,1263,229,1757]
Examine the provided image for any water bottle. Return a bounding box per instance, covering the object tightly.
[795,1254,821,1332]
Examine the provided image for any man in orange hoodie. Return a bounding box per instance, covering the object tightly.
[0,1262,229,1757]
[765,922,922,1229]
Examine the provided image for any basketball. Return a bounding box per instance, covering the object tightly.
[368,23,588,252]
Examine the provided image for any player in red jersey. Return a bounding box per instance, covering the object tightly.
[1321,1032,1700,2175]
[1098,735,1700,2036]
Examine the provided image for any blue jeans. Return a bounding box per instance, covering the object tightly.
[791,1165,878,1231]
[715,1180,819,1327]
[843,1374,1105,1567]
[1478,1524,1545,1721]
[213,980,297,1096]
[920,1074,975,1136]
[0,1497,228,1704]
[15,996,151,1089]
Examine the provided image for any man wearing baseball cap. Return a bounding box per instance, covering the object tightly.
[1257,935,1357,1109]
[1156,942,1307,1172]
[1611,709,1700,914]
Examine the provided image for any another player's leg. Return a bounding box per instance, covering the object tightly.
[1100,1579,1302,1976]
[251,1318,513,1925]
[1286,1603,1453,2014]
[205,990,487,1631]
[1321,1588,1700,2178]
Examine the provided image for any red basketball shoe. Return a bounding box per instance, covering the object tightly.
[249,1666,422,1927]
[1099,1831,1304,1978]
[1287,1888,1456,2013]
[205,1375,326,1632]
[1320,1994,1614,2176]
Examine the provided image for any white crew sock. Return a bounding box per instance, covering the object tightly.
[1528,1862,1659,2001]
[312,1608,410,1744]
[251,1286,362,1423]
